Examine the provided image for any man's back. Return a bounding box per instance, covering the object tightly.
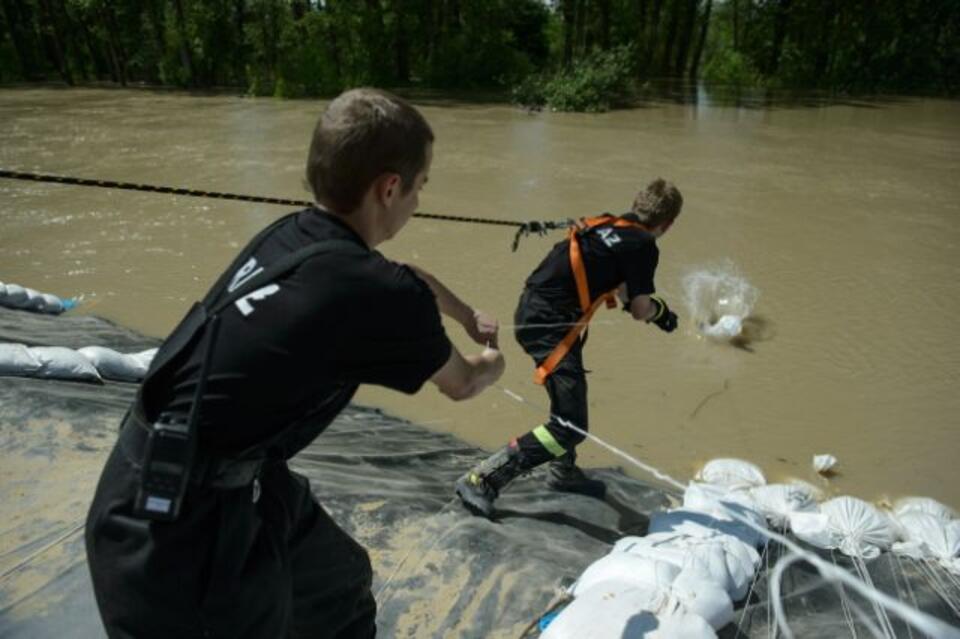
[524,216,661,313]
[154,209,451,455]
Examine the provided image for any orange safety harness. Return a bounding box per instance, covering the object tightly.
[533,215,651,385]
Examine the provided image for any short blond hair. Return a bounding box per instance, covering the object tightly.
[631,178,683,227]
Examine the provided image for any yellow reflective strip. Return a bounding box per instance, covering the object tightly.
[532,425,566,458]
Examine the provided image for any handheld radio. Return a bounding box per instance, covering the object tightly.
[133,315,221,521]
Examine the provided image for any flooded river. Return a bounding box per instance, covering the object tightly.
[1,87,958,507]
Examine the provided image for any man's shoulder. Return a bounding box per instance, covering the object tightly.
[614,226,658,251]
[583,223,657,252]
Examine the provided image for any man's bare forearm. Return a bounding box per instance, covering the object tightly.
[407,264,473,325]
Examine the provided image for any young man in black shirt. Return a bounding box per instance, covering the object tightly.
[85,88,504,638]
[455,179,683,518]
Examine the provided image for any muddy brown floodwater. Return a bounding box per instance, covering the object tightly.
[2,87,958,508]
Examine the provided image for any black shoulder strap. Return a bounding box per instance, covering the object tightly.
[200,210,302,308]
[208,238,360,316]
[139,237,363,417]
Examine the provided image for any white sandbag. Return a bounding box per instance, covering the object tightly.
[788,511,835,548]
[39,293,64,314]
[813,454,838,474]
[131,347,158,370]
[649,509,757,549]
[699,314,743,339]
[667,570,734,630]
[541,581,716,639]
[1,283,29,308]
[78,346,150,382]
[0,282,72,314]
[894,497,957,522]
[614,530,760,602]
[651,612,717,638]
[605,540,734,628]
[20,288,46,311]
[664,482,767,547]
[570,554,679,597]
[790,497,895,559]
[0,343,42,375]
[675,538,758,601]
[892,512,960,566]
[30,346,102,383]
[684,483,767,526]
[613,533,693,566]
[697,458,766,489]
[748,483,819,528]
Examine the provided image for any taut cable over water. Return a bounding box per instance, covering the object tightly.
[0,169,601,251]
[0,168,521,225]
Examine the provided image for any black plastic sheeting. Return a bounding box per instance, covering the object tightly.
[1,306,958,638]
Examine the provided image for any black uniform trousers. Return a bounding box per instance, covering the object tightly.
[85,440,375,639]
[513,288,589,467]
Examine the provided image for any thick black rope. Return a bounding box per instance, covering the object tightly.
[0,168,524,227]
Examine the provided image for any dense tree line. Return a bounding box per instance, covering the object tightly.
[0,1,956,108]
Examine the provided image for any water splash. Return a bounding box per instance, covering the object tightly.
[682,262,759,341]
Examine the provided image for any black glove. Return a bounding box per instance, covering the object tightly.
[647,295,678,333]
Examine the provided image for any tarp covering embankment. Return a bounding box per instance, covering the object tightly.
[0,306,668,638]
[2,306,957,637]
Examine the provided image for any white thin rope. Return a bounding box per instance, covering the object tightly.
[917,558,960,618]
[0,521,85,582]
[496,383,960,639]
[945,563,960,593]
[854,555,897,638]
[374,497,461,604]
[769,525,789,639]
[767,537,776,639]
[931,558,960,604]
[895,555,922,616]
[770,552,803,639]
[841,582,894,639]
[833,551,860,639]
[497,385,686,493]
[886,554,916,639]
[734,539,770,637]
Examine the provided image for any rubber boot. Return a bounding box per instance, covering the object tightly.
[455,444,525,518]
[545,450,606,499]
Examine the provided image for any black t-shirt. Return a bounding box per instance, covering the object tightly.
[524,215,660,317]
[156,209,452,455]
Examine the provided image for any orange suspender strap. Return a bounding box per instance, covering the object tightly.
[533,292,612,385]
[570,224,592,314]
[533,215,650,385]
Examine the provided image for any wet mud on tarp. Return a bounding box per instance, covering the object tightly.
[1,307,958,638]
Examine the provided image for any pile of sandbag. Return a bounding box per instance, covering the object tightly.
[0,281,76,314]
[0,342,156,382]
[539,458,960,638]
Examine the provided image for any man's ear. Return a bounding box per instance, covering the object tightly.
[374,173,402,207]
